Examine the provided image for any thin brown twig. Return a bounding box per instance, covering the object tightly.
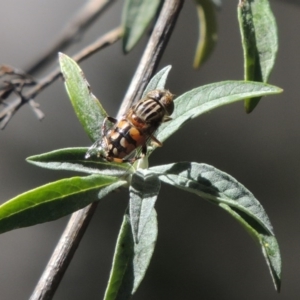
[29,203,98,300]
[117,0,184,118]
[29,26,123,100]
[29,0,184,299]
[0,26,123,129]
[25,0,116,75]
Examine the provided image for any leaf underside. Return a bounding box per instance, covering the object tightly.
[150,162,281,291]
[104,209,158,299]
[129,169,160,243]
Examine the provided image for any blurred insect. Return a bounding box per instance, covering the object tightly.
[85,89,174,163]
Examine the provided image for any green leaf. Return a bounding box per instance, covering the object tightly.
[0,175,126,234]
[59,53,107,142]
[155,81,282,147]
[104,209,158,299]
[142,65,172,97]
[237,0,278,112]
[129,170,160,243]
[122,0,160,53]
[27,147,134,177]
[150,162,281,291]
[220,203,281,292]
[193,0,218,68]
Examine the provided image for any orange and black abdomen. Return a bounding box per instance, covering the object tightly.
[85,89,174,163]
[106,119,147,160]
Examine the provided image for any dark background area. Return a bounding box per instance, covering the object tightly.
[0,1,299,299]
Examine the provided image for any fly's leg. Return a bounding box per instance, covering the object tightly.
[150,134,162,147]
[130,144,147,163]
[162,116,172,122]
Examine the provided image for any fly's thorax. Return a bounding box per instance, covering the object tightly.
[145,89,174,117]
[133,91,173,124]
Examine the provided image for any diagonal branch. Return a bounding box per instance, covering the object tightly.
[0,26,123,129]
[118,0,184,118]
[26,0,116,74]
[29,204,98,300]
[29,0,184,299]
[28,26,123,100]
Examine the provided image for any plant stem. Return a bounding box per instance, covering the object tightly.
[118,0,184,118]
[29,204,98,300]
[0,26,123,129]
[29,0,184,299]
[29,26,124,100]
[25,0,116,74]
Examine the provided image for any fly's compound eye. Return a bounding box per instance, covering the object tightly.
[146,89,163,101]
[158,90,174,116]
[146,89,175,116]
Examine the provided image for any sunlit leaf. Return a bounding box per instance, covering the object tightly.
[104,209,158,299]
[150,162,281,291]
[27,147,133,177]
[0,175,126,234]
[122,0,160,53]
[59,53,107,142]
[142,65,172,96]
[193,0,218,68]
[155,81,282,146]
[237,0,278,112]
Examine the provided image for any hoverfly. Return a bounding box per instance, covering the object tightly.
[85,89,174,163]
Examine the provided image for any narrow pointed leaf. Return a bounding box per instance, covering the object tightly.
[193,0,218,68]
[104,213,134,300]
[0,175,126,234]
[238,0,278,112]
[104,209,158,299]
[142,65,172,97]
[129,170,160,243]
[151,162,273,234]
[131,209,157,293]
[27,147,133,177]
[220,203,281,291]
[59,53,107,142]
[150,162,281,291]
[155,81,282,146]
[122,0,160,53]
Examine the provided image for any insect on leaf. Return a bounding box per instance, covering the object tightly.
[59,53,107,142]
[237,0,278,113]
